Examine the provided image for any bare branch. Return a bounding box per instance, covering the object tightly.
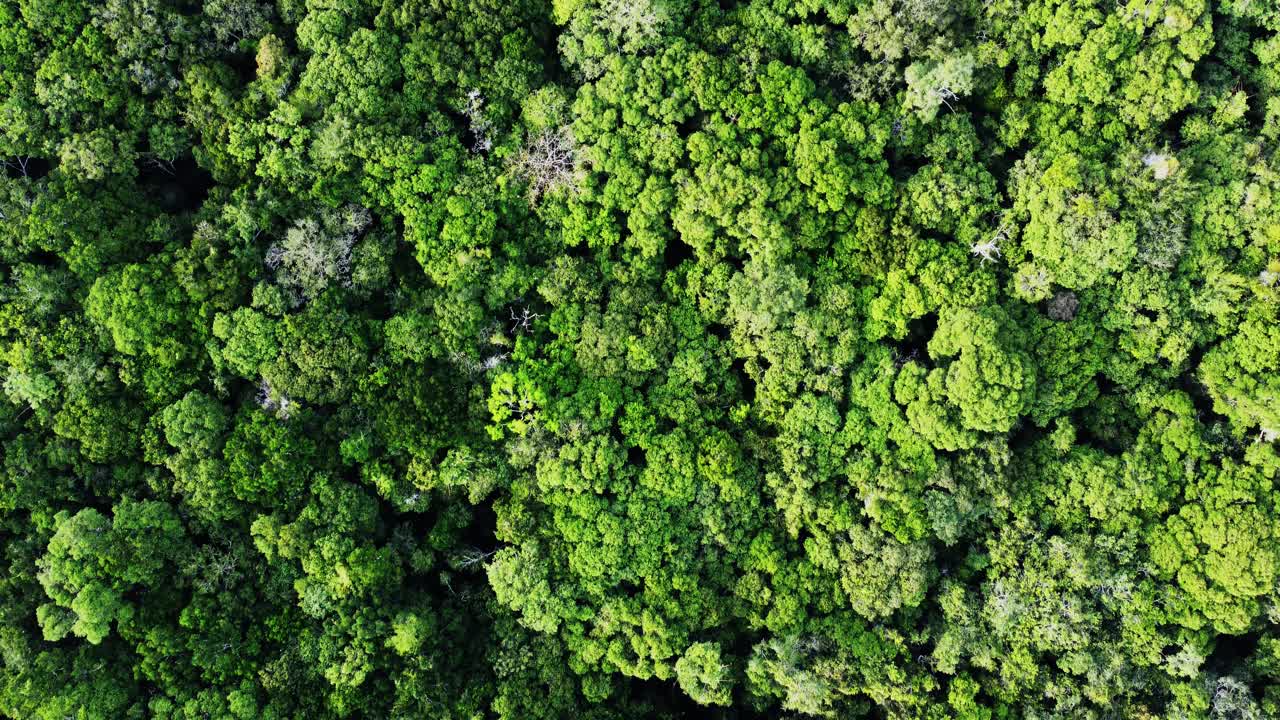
[512,126,583,202]
[970,223,1008,264]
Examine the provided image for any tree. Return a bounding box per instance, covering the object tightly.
[267,205,372,304]
[1149,458,1279,634]
[905,53,975,123]
[511,125,583,202]
[6,0,1280,717]
[1201,312,1280,441]
[37,500,188,644]
[675,642,732,706]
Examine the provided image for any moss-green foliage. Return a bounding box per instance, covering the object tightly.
[2,0,1280,718]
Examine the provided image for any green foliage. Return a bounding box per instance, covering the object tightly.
[3,0,1280,718]
[905,53,975,123]
[675,641,732,706]
[37,500,187,644]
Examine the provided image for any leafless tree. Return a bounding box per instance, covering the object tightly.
[205,0,273,49]
[267,205,371,302]
[509,306,541,333]
[452,547,497,570]
[1209,675,1262,720]
[460,89,494,153]
[451,351,509,377]
[256,377,296,420]
[933,85,959,113]
[1047,291,1078,322]
[480,353,509,371]
[141,153,176,176]
[3,156,32,177]
[971,223,1008,264]
[596,0,668,51]
[512,126,582,202]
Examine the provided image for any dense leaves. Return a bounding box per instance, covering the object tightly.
[2,0,1280,718]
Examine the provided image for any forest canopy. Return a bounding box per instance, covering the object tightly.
[2,0,1280,718]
